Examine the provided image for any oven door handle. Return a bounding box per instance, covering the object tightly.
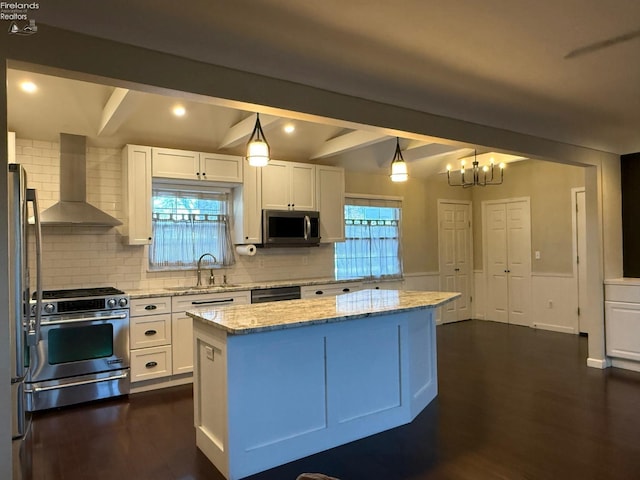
[44,313,128,326]
[30,372,129,393]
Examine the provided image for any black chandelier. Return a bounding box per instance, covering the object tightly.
[447,151,504,188]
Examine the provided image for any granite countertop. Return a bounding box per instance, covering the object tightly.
[187,289,460,335]
[127,277,387,299]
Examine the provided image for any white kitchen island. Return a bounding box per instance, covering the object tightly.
[187,289,459,480]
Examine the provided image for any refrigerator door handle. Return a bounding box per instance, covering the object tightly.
[26,188,42,346]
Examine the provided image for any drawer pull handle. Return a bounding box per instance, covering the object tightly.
[342,288,350,292]
[144,329,157,336]
[144,305,158,311]
[145,361,158,369]
[316,290,323,295]
[192,298,234,305]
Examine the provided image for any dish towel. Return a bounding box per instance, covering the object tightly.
[296,474,340,480]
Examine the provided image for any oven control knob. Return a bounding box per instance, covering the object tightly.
[44,303,55,314]
[118,298,128,308]
[107,298,117,309]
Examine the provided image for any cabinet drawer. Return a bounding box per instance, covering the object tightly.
[130,313,171,348]
[130,297,172,316]
[131,345,172,382]
[300,283,361,299]
[172,291,251,312]
[604,284,640,303]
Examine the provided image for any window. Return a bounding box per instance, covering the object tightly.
[334,196,402,280]
[149,185,235,269]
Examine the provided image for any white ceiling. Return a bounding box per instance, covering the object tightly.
[11,0,640,172]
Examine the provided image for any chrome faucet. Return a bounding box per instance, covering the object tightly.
[196,253,218,287]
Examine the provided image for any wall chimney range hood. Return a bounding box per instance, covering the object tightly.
[39,133,122,226]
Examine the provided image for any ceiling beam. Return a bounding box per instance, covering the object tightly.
[219,114,280,149]
[98,88,139,136]
[401,143,467,162]
[310,130,388,159]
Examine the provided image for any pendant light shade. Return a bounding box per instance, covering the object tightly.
[246,113,270,167]
[390,137,408,182]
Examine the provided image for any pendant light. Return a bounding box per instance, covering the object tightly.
[390,137,408,182]
[246,113,270,167]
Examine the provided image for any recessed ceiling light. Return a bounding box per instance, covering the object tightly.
[283,124,295,134]
[20,81,37,93]
[172,105,186,117]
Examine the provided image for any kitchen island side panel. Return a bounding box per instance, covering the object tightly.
[194,325,231,479]
[194,307,438,480]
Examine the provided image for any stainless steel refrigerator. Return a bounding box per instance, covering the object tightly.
[8,164,42,480]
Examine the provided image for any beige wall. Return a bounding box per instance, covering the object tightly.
[471,160,584,273]
[345,170,470,273]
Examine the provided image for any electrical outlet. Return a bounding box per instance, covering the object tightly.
[535,251,541,260]
[547,299,553,308]
[205,345,214,361]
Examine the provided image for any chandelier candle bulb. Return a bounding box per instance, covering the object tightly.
[447,150,505,188]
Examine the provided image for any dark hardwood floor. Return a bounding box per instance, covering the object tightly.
[30,320,640,480]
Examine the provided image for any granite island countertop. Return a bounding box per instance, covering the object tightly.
[186,289,460,334]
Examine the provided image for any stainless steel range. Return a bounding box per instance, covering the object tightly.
[25,287,130,411]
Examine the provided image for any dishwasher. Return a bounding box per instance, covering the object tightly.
[250,285,301,304]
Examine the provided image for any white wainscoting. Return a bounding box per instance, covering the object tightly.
[531,273,579,334]
[403,272,442,324]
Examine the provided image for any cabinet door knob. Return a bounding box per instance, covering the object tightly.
[145,361,158,369]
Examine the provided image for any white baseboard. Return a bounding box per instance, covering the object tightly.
[131,373,193,393]
[533,322,576,334]
[586,357,611,369]
[610,358,640,373]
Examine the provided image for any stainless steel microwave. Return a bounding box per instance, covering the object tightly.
[261,210,320,247]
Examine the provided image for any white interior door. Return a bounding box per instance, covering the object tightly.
[486,203,509,323]
[438,201,472,323]
[484,199,531,325]
[505,201,531,326]
[576,189,587,334]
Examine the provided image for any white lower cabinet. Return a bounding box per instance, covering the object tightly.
[300,282,362,299]
[604,283,640,365]
[129,297,173,383]
[605,300,640,361]
[171,291,251,374]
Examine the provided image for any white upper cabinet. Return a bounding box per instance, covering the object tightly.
[261,160,315,211]
[316,165,345,243]
[152,147,243,183]
[233,159,262,244]
[122,145,153,245]
[199,152,243,183]
[152,147,199,180]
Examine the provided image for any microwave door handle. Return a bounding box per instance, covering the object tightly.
[26,188,42,347]
[304,215,310,240]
